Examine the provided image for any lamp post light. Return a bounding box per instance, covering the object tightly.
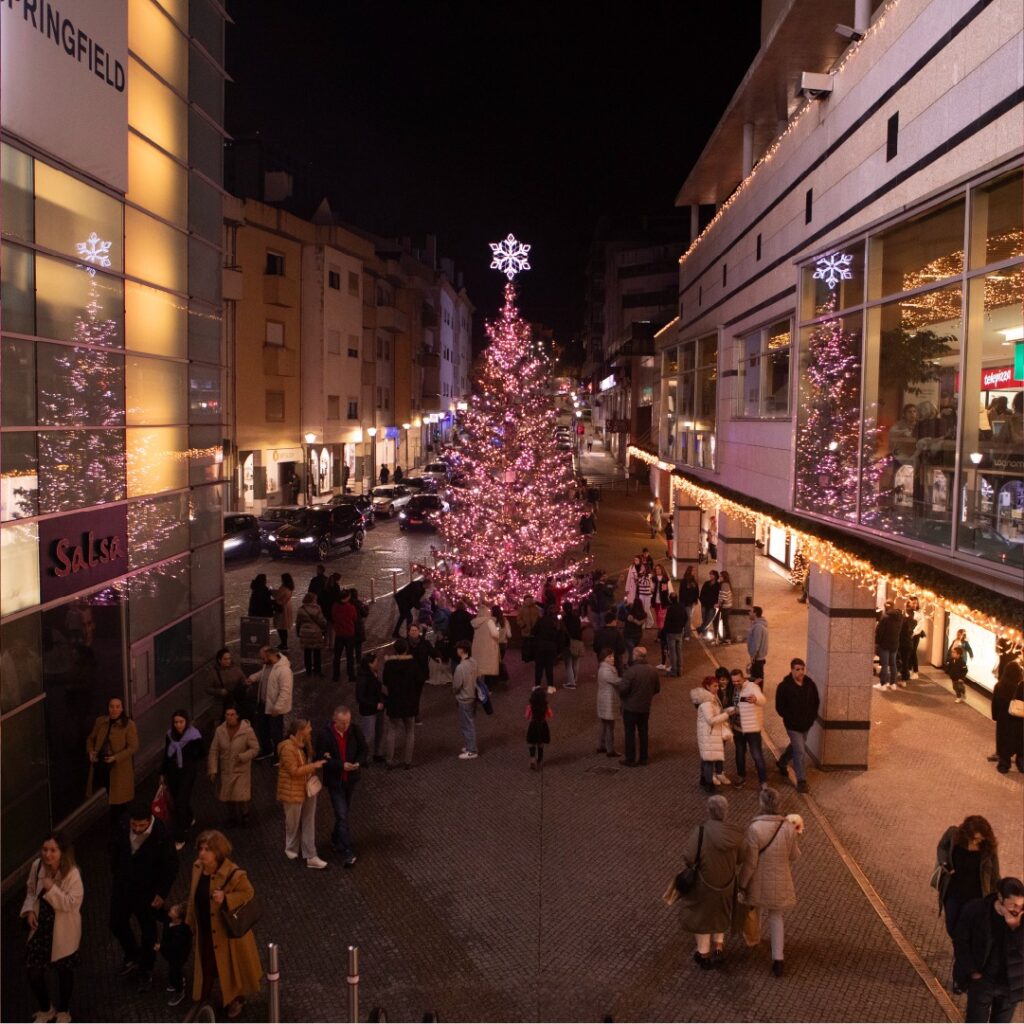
[303,432,317,504]
[412,417,422,467]
[402,423,411,473]
[366,426,377,492]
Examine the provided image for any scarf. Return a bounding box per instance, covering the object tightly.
[166,725,202,768]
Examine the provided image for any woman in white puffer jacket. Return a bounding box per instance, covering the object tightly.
[691,675,737,792]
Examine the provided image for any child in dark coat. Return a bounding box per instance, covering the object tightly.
[526,687,552,770]
[157,903,192,1006]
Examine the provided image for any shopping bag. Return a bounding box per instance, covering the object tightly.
[151,783,173,825]
[427,658,453,686]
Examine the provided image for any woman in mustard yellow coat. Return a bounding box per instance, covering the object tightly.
[185,830,262,1018]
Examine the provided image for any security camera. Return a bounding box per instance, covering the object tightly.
[834,23,865,41]
[799,72,834,98]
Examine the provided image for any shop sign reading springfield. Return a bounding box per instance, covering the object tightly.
[0,0,128,192]
[38,505,128,604]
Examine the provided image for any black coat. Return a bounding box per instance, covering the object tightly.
[698,580,720,607]
[383,655,422,718]
[394,579,426,614]
[992,660,1024,758]
[662,602,687,634]
[318,582,341,622]
[449,608,474,645]
[355,665,384,717]
[409,636,436,684]
[953,893,1024,998]
[775,674,820,732]
[248,582,275,618]
[875,611,902,649]
[315,723,369,787]
[594,625,626,662]
[111,817,178,908]
[160,733,203,794]
[533,614,565,657]
[679,578,700,607]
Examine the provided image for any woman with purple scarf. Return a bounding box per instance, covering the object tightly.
[160,710,204,850]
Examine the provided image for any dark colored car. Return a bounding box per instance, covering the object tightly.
[963,524,1024,567]
[257,505,304,548]
[403,475,437,494]
[398,493,450,531]
[328,492,376,527]
[223,513,261,560]
[269,506,365,561]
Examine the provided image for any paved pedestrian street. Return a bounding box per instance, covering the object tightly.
[2,458,1020,1023]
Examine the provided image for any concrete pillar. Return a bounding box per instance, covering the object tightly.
[672,502,702,578]
[717,511,755,642]
[742,122,755,178]
[854,0,871,34]
[805,565,876,769]
[689,204,700,242]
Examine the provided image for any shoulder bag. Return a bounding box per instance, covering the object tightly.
[305,772,323,798]
[220,867,263,938]
[674,826,704,895]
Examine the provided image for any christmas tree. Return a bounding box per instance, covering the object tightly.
[434,236,587,609]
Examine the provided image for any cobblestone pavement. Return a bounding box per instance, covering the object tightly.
[2,444,1011,1022]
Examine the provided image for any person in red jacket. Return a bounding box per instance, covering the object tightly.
[331,590,358,683]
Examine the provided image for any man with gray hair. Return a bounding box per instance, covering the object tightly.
[614,646,661,767]
[314,706,367,868]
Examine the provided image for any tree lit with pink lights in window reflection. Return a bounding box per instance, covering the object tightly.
[434,237,587,609]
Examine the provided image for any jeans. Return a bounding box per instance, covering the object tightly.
[779,728,809,782]
[735,731,767,784]
[327,783,356,857]
[597,718,615,752]
[386,716,416,766]
[110,898,157,972]
[284,795,318,860]
[303,647,322,675]
[697,603,715,634]
[878,647,899,685]
[333,635,356,681]
[563,653,579,686]
[965,979,1018,1023]
[622,710,650,763]
[267,713,284,758]
[700,760,717,788]
[664,633,681,676]
[682,605,695,639]
[457,700,477,754]
[749,659,765,682]
[360,712,384,759]
[719,610,732,642]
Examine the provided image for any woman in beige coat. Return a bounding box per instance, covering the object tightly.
[21,832,83,1024]
[85,697,139,826]
[208,707,260,825]
[738,787,801,976]
[186,830,262,1018]
[273,573,295,651]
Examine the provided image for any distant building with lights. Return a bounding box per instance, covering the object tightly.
[650,0,1023,768]
[0,0,228,877]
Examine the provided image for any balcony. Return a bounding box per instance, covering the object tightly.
[262,345,298,377]
[375,304,408,334]
[418,350,440,369]
[262,275,298,307]
[222,266,243,301]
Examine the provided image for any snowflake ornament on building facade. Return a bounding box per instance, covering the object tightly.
[811,251,854,290]
[489,233,531,280]
[75,232,113,276]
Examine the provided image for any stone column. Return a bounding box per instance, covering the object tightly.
[805,564,876,769]
[717,511,755,643]
[671,502,701,579]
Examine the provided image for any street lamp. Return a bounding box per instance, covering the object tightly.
[366,426,377,492]
[402,423,411,473]
[303,432,317,504]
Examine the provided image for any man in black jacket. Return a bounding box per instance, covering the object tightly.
[954,877,1024,1022]
[407,624,437,688]
[874,601,903,690]
[109,801,178,988]
[774,658,820,794]
[315,706,368,867]
[383,638,422,769]
[696,571,720,636]
[660,593,687,676]
[594,610,626,674]
[392,578,426,637]
[613,646,661,766]
[448,600,475,672]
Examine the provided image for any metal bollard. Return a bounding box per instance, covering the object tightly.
[267,943,281,1024]
[369,577,376,603]
[347,945,360,1024]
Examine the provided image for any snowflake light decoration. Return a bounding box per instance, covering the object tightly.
[489,233,531,280]
[76,232,113,276]
[811,251,854,290]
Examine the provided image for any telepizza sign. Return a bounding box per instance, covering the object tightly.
[981,365,1023,391]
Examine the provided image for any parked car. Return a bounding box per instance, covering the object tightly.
[398,493,450,531]
[371,484,414,518]
[328,492,376,527]
[403,475,437,495]
[268,506,365,560]
[963,524,1024,567]
[223,513,261,560]
[422,461,450,480]
[257,505,304,548]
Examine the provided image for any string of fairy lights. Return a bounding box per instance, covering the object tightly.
[627,444,1023,645]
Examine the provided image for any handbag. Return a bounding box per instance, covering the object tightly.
[90,722,114,794]
[1009,699,1024,718]
[569,638,584,658]
[220,868,263,939]
[674,826,704,895]
[151,783,173,824]
[476,680,494,716]
[305,772,323,798]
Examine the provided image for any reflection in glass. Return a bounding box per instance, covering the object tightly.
[37,343,125,427]
[127,492,189,570]
[129,555,189,642]
[37,430,126,513]
[860,284,961,544]
[795,302,863,521]
[127,425,188,496]
[36,251,124,347]
[155,618,192,697]
[958,266,1024,568]
[0,243,36,335]
[191,602,224,671]
[0,432,38,520]
[0,521,40,616]
[969,169,1023,270]
[801,243,865,319]
[189,483,224,548]
[1,337,36,426]
[1,612,42,715]
[0,700,50,878]
[0,143,34,243]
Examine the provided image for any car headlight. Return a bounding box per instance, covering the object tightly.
[268,533,277,542]
[399,512,407,519]
[301,536,315,543]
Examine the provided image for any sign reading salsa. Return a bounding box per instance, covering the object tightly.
[38,505,128,603]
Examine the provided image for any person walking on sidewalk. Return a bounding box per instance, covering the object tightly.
[692,675,737,791]
[208,707,259,826]
[526,686,552,770]
[276,719,328,869]
[562,601,584,689]
[471,605,501,692]
[21,831,83,1024]
[86,698,139,829]
[355,653,386,764]
[594,609,627,674]
[717,571,735,644]
[596,649,621,757]
[874,601,902,690]
[296,593,328,677]
[747,607,769,680]
[247,573,275,618]
[659,593,686,676]
[946,644,970,703]
[664,518,674,560]
[331,590,358,683]
[679,567,700,640]
[251,647,292,759]
[533,602,565,693]
[953,876,1024,1022]
[613,646,661,767]
[652,564,671,633]
[623,598,646,665]
[899,599,926,682]
[383,638,422,769]
[697,571,720,637]
[676,795,746,970]
[733,669,768,789]
[775,659,819,793]
[159,710,203,850]
[452,642,480,760]
[934,816,1001,940]
[992,653,1024,774]
[738,787,802,978]
[649,496,663,538]
[314,706,367,867]
[273,573,294,651]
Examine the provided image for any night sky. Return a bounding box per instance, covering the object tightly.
[225,2,763,339]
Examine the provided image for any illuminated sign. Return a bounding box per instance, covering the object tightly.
[38,505,128,603]
[811,252,854,290]
[599,375,616,392]
[981,365,1023,390]
[489,233,531,280]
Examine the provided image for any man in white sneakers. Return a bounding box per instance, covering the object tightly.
[730,668,768,789]
[452,641,480,760]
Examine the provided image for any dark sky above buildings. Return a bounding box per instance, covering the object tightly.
[226,2,763,339]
